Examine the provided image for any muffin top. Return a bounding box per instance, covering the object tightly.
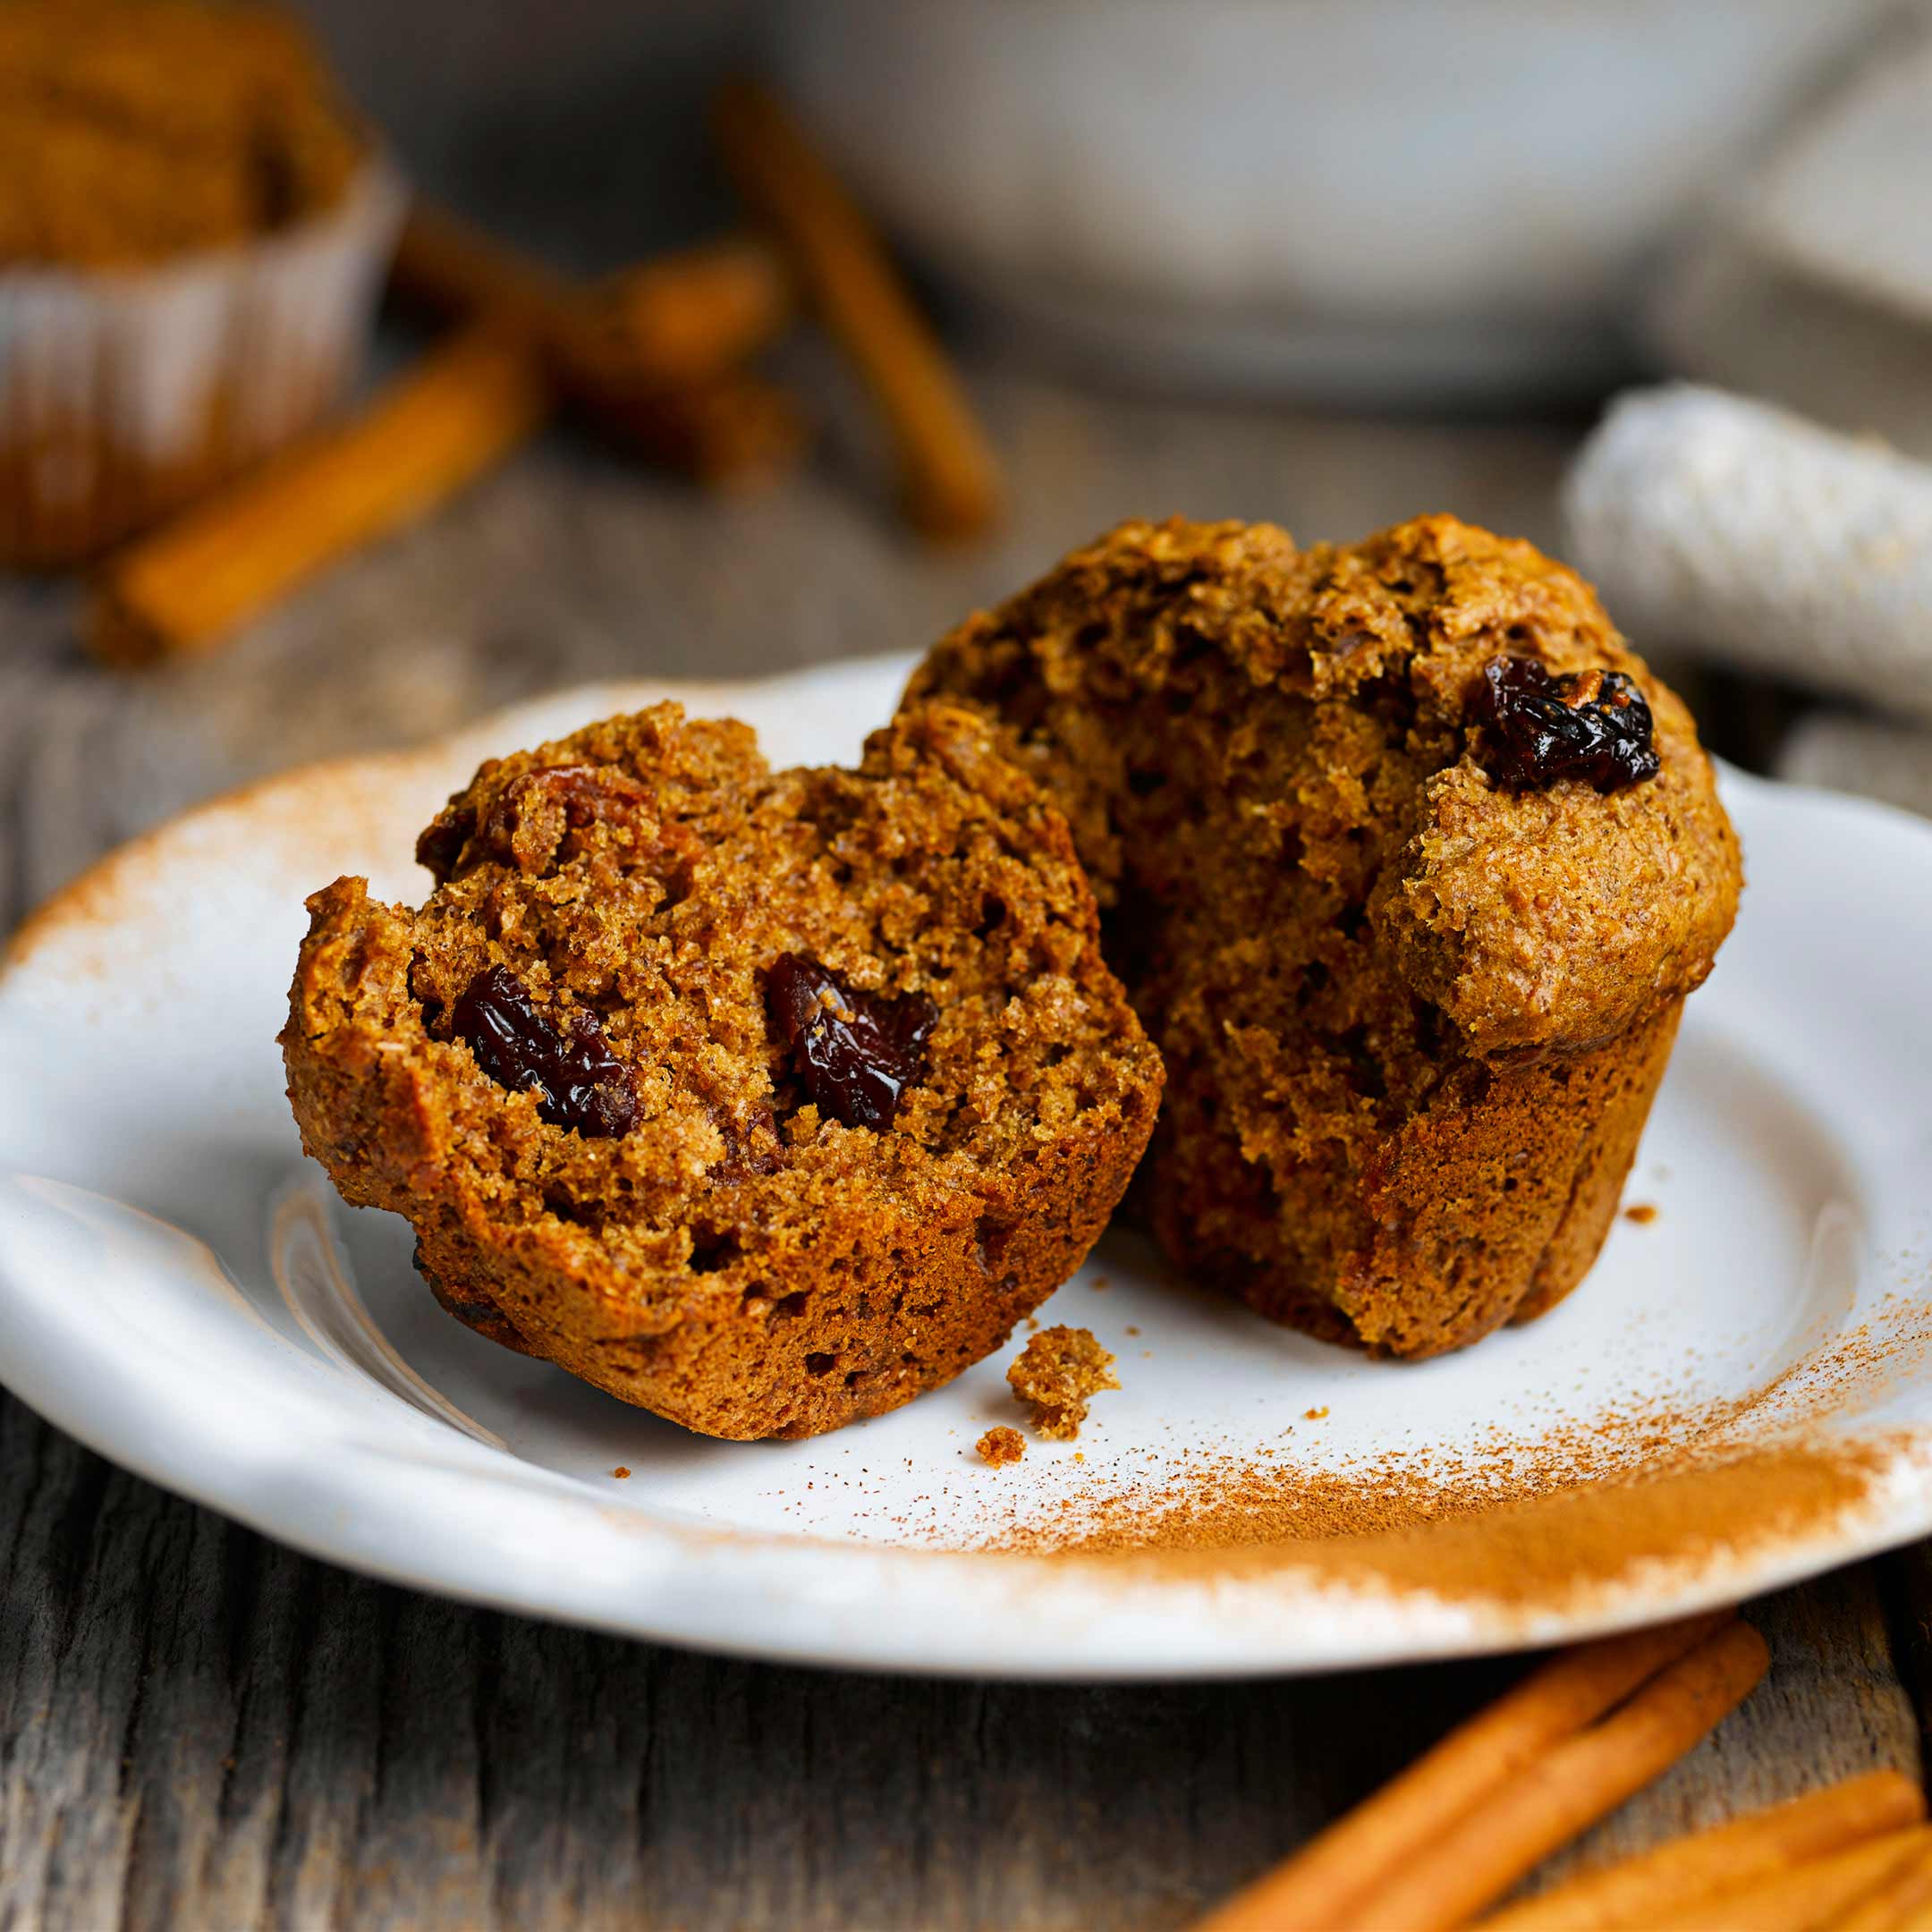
[907,513,1742,1061]
[0,0,366,267]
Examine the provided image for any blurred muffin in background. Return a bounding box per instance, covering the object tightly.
[0,0,403,568]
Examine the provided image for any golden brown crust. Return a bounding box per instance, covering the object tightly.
[282,700,1162,1439]
[905,514,1741,1357]
[0,0,365,267]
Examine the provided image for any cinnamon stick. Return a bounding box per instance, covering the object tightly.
[88,323,547,666]
[1191,1614,1733,1932]
[389,200,581,339]
[391,202,804,482]
[602,240,795,386]
[596,374,809,493]
[713,78,1003,540]
[1826,1835,1932,1932]
[1350,1621,1769,1932]
[1645,1827,1932,1932]
[393,203,792,389]
[1475,1771,1927,1932]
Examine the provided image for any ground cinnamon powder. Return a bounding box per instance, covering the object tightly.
[965,1292,1929,1611]
[988,1438,1897,1608]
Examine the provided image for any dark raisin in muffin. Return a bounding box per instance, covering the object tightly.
[904,515,1741,1358]
[282,699,1162,1439]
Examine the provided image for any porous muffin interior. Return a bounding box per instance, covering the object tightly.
[285,699,1160,1436]
[905,515,1741,1354]
[404,700,1142,1221]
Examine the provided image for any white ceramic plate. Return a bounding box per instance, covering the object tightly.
[3,654,1930,1680]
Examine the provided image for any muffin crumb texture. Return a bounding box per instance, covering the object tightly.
[907,513,1741,1358]
[1009,1326,1119,1440]
[0,0,365,267]
[283,699,1161,1439]
[976,1427,1025,1468]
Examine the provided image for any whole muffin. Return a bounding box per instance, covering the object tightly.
[905,515,1741,1357]
[283,700,1162,1439]
[0,0,401,566]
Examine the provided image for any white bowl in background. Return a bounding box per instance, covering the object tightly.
[773,0,1889,401]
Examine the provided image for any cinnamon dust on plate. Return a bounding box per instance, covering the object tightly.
[969,1291,1932,1610]
[990,1436,1902,1609]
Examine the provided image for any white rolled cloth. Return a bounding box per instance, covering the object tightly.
[1563,385,1932,723]
[1777,711,1932,820]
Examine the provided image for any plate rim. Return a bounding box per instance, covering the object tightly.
[5,660,1932,1682]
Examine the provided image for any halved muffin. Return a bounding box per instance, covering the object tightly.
[905,515,1741,1357]
[283,700,1161,1438]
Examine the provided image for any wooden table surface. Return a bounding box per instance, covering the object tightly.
[1,365,1926,1930]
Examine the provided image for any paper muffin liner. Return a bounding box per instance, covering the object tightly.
[0,154,406,570]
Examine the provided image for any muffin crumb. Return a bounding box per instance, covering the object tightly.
[976,1427,1025,1468]
[612,1465,631,1479]
[1009,1326,1118,1440]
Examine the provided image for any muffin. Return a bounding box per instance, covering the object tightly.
[0,0,402,566]
[282,700,1162,1439]
[905,514,1741,1358]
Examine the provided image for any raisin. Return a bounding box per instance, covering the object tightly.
[415,805,475,884]
[451,964,637,1137]
[1472,655,1660,793]
[764,953,936,1132]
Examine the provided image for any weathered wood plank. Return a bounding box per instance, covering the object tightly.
[1877,1541,1932,1774]
[0,1394,1918,1932]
